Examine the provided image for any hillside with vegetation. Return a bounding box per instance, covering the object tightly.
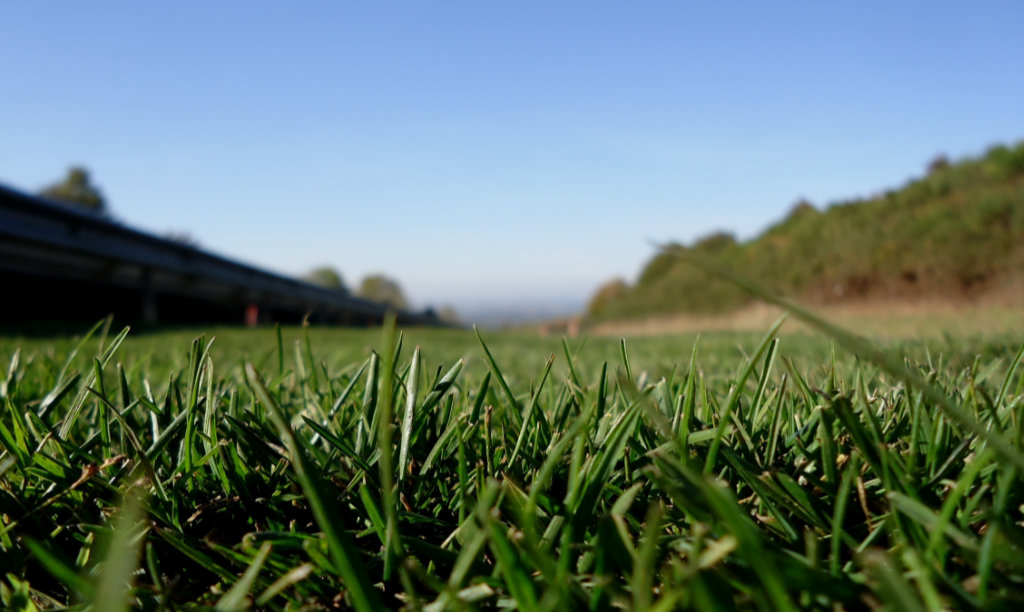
[587,141,1024,323]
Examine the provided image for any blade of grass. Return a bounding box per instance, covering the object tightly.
[58,325,130,439]
[92,489,146,612]
[704,315,786,473]
[398,346,421,482]
[245,362,381,612]
[255,562,313,606]
[374,313,404,579]
[676,251,1024,473]
[419,359,464,416]
[508,354,554,469]
[22,538,93,600]
[474,326,519,410]
[632,501,663,612]
[215,542,272,611]
[40,318,105,414]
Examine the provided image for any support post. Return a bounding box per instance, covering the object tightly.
[141,268,158,324]
[245,303,260,327]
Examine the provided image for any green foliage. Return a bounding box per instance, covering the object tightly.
[303,266,348,293]
[1,322,1023,609]
[435,305,462,325]
[589,141,1024,322]
[357,274,408,309]
[39,167,106,214]
[585,277,628,317]
[692,230,738,252]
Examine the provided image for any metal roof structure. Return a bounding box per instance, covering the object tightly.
[0,183,439,327]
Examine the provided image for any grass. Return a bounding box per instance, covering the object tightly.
[2,316,1024,610]
[588,300,1024,340]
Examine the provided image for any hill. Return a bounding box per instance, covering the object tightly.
[586,141,1024,323]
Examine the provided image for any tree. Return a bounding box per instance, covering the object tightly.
[358,274,408,309]
[40,167,106,213]
[692,231,737,253]
[437,306,461,324]
[424,305,461,325]
[927,154,950,175]
[585,277,629,317]
[786,198,817,218]
[164,231,201,248]
[303,266,348,293]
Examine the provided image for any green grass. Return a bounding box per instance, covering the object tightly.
[2,317,1024,610]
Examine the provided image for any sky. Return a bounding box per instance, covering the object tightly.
[2,2,1023,312]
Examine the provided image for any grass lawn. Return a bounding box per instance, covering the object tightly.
[2,316,1024,610]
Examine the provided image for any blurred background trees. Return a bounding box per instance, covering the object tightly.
[303,266,348,293]
[358,274,407,309]
[303,269,415,311]
[39,167,106,214]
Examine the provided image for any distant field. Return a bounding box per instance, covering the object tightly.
[588,299,1024,340]
[2,317,1024,609]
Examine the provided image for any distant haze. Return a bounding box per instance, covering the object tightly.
[452,296,585,328]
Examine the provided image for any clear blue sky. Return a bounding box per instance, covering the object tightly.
[3,2,1023,310]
